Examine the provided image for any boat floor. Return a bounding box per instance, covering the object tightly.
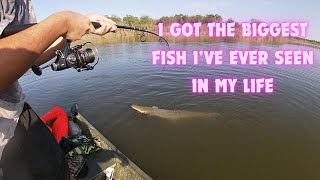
[74,113,151,180]
[77,149,116,180]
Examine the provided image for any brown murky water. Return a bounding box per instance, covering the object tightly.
[21,42,320,180]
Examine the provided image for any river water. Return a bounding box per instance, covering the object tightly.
[20,42,320,180]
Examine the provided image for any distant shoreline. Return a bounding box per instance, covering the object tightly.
[78,29,320,49]
[77,14,320,48]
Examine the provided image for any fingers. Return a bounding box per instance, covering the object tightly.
[91,22,115,35]
[105,18,117,32]
[64,12,117,41]
[88,23,95,34]
[62,11,96,41]
[110,24,117,32]
[105,19,117,33]
[86,14,117,35]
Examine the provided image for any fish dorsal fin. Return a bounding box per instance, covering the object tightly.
[152,106,158,109]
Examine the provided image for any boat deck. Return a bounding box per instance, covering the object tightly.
[74,113,152,180]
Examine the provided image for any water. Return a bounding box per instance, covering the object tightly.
[20,42,320,180]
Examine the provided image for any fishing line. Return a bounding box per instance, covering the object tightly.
[114,24,170,73]
[115,24,170,50]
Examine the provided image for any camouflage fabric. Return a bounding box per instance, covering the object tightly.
[68,135,93,145]
[66,143,100,157]
[65,135,101,158]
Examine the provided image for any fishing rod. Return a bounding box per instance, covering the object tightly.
[1,22,170,75]
[0,22,169,46]
[115,24,170,48]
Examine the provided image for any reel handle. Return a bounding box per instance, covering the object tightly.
[31,64,51,76]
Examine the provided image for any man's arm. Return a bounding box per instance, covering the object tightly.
[34,14,117,66]
[0,11,95,91]
[33,37,66,66]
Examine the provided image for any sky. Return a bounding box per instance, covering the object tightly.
[32,0,320,41]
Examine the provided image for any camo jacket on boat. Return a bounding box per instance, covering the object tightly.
[61,135,101,158]
[0,0,36,159]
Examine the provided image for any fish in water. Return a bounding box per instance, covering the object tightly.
[131,104,219,120]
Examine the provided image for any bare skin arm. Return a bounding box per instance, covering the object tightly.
[33,36,66,66]
[0,14,66,90]
[0,11,97,91]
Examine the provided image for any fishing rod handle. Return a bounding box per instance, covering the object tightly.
[93,22,128,30]
[91,22,101,29]
[1,22,102,38]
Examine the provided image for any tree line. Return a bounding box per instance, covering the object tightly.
[102,14,319,45]
[105,14,262,38]
[106,14,228,26]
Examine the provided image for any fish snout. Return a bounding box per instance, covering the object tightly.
[131,104,139,111]
[131,104,147,114]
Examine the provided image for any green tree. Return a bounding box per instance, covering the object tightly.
[157,16,171,24]
[123,15,139,26]
[190,15,203,23]
[108,15,122,24]
[203,14,215,23]
[140,16,155,25]
[173,14,187,23]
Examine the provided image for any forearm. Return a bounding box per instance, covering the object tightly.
[34,37,66,66]
[0,13,67,91]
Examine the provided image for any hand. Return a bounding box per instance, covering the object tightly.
[86,13,117,35]
[56,11,95,41]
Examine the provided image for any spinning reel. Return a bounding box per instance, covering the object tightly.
[32,41,99,76]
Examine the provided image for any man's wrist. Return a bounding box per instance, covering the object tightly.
[47,11,70,36]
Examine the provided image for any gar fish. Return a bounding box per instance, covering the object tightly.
[131,104,219,120]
